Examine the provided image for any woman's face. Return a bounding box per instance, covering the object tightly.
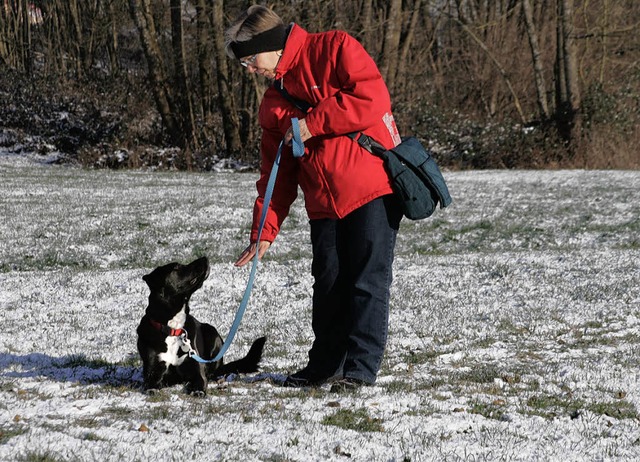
[240,50,281,79]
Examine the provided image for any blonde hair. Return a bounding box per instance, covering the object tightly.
[225,6,285,59]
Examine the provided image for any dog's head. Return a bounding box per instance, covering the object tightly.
[143,257,210,309]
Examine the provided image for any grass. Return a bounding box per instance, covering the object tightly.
[15,452,69,462]
[402,349,440,366]
[0,164,639,460]
[587,400,640,420]
[321,408,385,432]
[0,425,28,444]
[468,400,508,421]
[524,394,584,419]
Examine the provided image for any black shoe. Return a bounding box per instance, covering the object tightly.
[282,367,342,388]
[282,375,318,388]
[329,377,370,393]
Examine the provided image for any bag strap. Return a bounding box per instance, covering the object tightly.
[273,79,388,156]
[346,132,387,157]
[273,79,313,113]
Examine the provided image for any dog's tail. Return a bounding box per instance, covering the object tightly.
[212,336,266,377]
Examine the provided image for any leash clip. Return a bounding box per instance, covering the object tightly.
[179,332,194,355]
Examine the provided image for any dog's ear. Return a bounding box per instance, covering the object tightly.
[143,272,167,299]
[143,263,177,291]
[142,271,159,289]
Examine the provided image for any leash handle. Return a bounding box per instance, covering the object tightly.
[290,117,305,158]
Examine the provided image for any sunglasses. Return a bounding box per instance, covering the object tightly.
[240,54,258,68]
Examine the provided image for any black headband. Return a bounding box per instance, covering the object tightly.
[230,24,288,59]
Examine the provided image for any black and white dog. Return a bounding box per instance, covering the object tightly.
[136,256,266,396]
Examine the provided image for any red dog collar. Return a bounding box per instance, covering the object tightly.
[149,319,185,337]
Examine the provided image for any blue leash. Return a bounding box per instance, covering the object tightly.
[290,117,305,158]
[190,118,304,364]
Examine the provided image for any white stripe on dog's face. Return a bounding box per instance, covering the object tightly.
[158,306,188,366]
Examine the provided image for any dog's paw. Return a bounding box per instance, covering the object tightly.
[189,390,206,398]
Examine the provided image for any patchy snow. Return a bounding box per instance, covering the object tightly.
[1,152,639,461]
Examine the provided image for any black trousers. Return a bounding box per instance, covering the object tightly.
[306,195,402,384]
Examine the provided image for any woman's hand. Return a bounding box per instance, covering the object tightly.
[234,241,272,267]
[284,118,312,145]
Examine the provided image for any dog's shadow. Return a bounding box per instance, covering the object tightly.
[0,352,143,389]
[0,352,287,390]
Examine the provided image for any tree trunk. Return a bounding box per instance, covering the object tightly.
[397,0,423,92]
[52,1,67,76]
[454,16,526,123]
[68,0,84,75]
[561,0,581,115]
[360,0,374,52]
[195,0,213,122]
[20,0,32,75]
[380,0,402,91]
[83,0,101,73]
[0,1,17,68]
[555,0,581,142]
[0,5,6,66]
[522,0,550,120]
[170,0,196,162]
[426,2,446,100]
[128,0,183,147]
[210,0,242,155]
[106,0,120,75]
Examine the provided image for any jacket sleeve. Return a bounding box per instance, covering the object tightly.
[250,126,298,243]
[304,32,392,137]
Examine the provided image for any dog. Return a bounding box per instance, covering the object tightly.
[136,256,266,396]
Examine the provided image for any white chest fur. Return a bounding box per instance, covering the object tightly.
[158,307,189,366]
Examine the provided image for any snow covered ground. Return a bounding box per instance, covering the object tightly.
[1,152,639,461]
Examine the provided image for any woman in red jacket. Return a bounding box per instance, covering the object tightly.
[227,5,402,391]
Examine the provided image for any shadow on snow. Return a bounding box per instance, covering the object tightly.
[0,352,142,389]
[0,352,287,391]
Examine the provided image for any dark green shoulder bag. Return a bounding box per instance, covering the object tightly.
[348,133,452,220]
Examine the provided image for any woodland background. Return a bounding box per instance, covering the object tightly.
[0,0,638,170]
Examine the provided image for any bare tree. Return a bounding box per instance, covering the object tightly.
[106,0,121,75]
[453,11,526,123]
[1,0,638,168]
[40,2,63,75]
[210,0,241,154]
[0,1,17,68]
[70,0,83,73]
[21,0,32,75]
[0,0,35,74]
[170,0,197,161]
[555,0,581,142]
[379,0,402,91]
[195,0,212,121]
[522,0,550,120]
[128,0,183,147]
[360,0,375,52]
[396,0,423,92]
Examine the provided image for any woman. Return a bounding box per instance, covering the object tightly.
[226,5,402,390]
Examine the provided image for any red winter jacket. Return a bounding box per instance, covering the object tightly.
[250,24,401,243]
